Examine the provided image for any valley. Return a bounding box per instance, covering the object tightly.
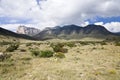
[0,39,120,80]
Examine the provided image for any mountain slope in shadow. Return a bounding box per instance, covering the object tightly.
[34,24,118,40]
[0,27,36,40]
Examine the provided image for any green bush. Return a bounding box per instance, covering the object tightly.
[54,52,65,58]
[31,50,54,58]
[115,42,120,46]
[66,42,76,47]
[0,41,13,45]
[53,46,68,53]
[50,43,64,48]
[52,43,68,53]
[39,50,54,58]
[79,41,88,45]
[108,69,117,74]
[53,45,61,52]
[26,43,32,47]
[100,41,107,45]
[6,43,19,52]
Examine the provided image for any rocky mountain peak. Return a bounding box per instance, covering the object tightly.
[17,25,40,36]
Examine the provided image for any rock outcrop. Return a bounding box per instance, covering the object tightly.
[17,25,40,36]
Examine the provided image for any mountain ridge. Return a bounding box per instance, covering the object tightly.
[34,24,119,40]
[0,27,36,40]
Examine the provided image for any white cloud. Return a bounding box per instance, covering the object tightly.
[94,22,104,25]
[0,0,120,32]
[81,21,90,26]
[0,24,42,32]
[104,22,120,33]
[0,24,21,32]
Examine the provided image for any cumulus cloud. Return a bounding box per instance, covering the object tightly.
[104,22,120,32]
[0,0,120,31]
[94,22,104,25]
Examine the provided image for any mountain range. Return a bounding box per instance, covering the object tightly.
[34,24,119,40]
[0,24,120,40]
[0,27,36,40]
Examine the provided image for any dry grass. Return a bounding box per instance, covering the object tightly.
[0,39,120,80]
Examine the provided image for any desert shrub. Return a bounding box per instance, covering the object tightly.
[115,42,120,46]
[31,50,40,57]
[39,50,54,58]
[54,52,65,58]
[0,53,12,61]
[0,41,13,45]
[1,68,9,74]
[20,49,26,52]
[94,71,102,75]
[31,50,54,58]
[92,47,97,50]
[66,42,76,47]
[20,57,32,61]
[6,43,19,52]
[52,43,68,53]
[52,45,61,52]
[26,43,32,47]
[108,69,117,74]
[100,41,107,45]
[60,48,68,53]
[57,43,65,47]
[0,59,14,67]
[28,47,34,50]
[53,46,68,53]
[79,41,88,45]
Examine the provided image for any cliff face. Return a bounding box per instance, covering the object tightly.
[17,26,40,36]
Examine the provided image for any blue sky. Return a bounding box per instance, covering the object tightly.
[87,16,120,24]
[0,17,32,24]
[0,0,120,32]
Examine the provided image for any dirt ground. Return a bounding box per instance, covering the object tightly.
[0,39,120,80]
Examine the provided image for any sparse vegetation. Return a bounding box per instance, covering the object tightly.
[79,41,89,45]
[115,42,120,46]
[0,40,120,80]
[108,69,117,74]
[26,43,32,47]
[100,41,107,45]
[51,43,68,53]
[6,43,19,52]
[0,41,12,45]
[31,50,40,57]
[31,50,54,58]
[54,52,65,58]
[66,42,76,47]
[39,50,54,58]
[20,57,32,61]
[0,53,12,61]
[20,49,26,52]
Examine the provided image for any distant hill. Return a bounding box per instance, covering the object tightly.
[0,27,36,40]
[34,24,119,40]
[17,25,40,36]
[114,32,120,36]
